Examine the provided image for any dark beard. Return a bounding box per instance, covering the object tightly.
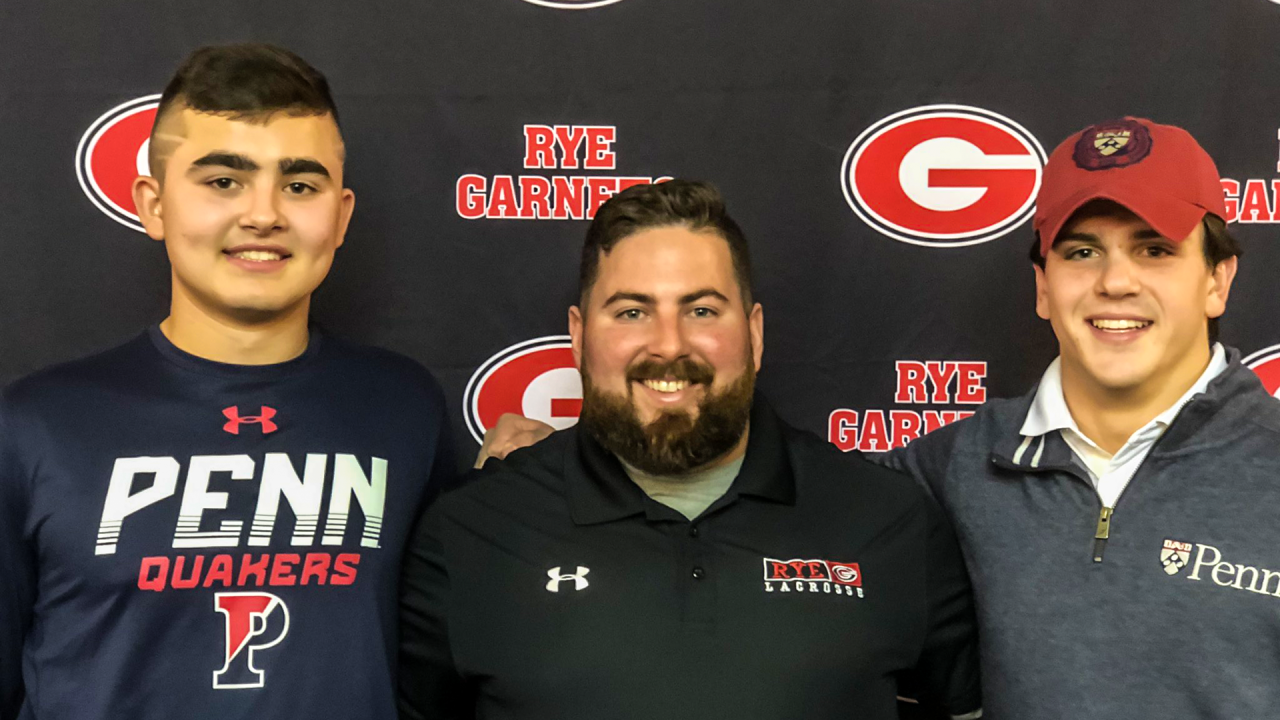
[578,357,755,476]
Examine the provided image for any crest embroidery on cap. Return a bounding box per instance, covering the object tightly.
[1073,119,1153,170]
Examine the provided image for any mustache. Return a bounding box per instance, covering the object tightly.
[626,358,715,385]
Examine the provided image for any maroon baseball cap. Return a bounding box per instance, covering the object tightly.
[1034,117,1226,256]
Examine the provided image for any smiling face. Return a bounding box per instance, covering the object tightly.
[570,225,764,474]
[1035,207,1236,400]
[132,107,355,325]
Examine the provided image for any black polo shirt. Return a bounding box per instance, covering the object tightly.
[399,397,980,719]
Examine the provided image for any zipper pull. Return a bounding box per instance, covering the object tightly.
[1092,507,1113,563]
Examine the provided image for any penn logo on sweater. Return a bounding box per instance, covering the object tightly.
[1161,539,1192,575]
[1164,539,1280,597]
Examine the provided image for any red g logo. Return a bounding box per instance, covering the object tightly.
[841,104,1046,247]
[75,95,160,232]
[464,336,582,444]
[213,592,290,690]
[829,562,862,587]
[1244,345,1280,398]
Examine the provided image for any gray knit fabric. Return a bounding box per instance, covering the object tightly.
[878,349,1280,719]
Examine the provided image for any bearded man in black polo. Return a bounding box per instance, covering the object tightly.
[398,180,981,720]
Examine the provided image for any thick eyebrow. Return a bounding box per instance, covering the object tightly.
[189,152,259,173]
[1053,227,1166,249]
[601,288,730,307]
[279,157,331,178]
[602,291,656,307]
[1053,232,1101,248]
[679,288,730,305]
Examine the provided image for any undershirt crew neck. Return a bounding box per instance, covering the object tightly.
[618,454,746,521]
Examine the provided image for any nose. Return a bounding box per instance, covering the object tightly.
[239,183,285,235]
[1096,253,1141,298]
[646,310,691,360]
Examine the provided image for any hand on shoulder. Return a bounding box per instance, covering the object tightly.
[474,413,555,468]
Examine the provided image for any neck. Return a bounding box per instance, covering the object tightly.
[1060,345,1212,455]
[162,283,311,365]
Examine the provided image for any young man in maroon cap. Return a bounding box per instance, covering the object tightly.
[881,117,1278,718]
[477,118,1277,716]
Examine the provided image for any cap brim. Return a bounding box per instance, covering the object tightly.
[1036,185,1208,256]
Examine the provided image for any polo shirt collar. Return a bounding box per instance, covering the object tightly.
[566,393,796,526]
[1018,356,1078,439]
[1019,343,1228,440]
[568,427,650,525]
[728,395,797,505]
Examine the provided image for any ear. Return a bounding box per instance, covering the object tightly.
[568,305,584,371]
[335,188,356,249]
[132,175,166,242]
[1033,262,1051,321]
[1206,255,1239,320]
[749,302,764,372]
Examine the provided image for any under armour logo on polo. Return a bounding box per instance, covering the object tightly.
[223,406,279,435]
[546,566,589,592]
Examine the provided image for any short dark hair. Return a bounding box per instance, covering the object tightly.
[1029,198,1242,343]
[579,180,753,308]
[150,43,340,175]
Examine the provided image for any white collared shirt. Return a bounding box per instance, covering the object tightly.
[1018,343,1227,508]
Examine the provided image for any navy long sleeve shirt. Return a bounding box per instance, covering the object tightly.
[0,326,454,720]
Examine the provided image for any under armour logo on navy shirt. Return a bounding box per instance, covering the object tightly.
[222,406,278,435]
[546,566,589,592]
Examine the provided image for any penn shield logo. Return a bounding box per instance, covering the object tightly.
[1161,539,1193,575]
[521,0,628,7]
[841,104,1046,247]
[75,95,160,232]
[213,592,290,689]
[1073,119,1153,170]
[464,336,582,444]
[1244,345,1280,399]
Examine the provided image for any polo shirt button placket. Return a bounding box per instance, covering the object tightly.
[682,523,712,624]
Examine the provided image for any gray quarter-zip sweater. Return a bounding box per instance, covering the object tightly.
[878,348,1280,719]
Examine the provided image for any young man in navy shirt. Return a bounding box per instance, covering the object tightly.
[0,43,453,720]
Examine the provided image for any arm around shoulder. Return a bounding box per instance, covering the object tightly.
[872,419,967,501]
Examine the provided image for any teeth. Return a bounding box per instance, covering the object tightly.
[642,379,689,393]
[230,250,284,262]
[1091,319,1150,331]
